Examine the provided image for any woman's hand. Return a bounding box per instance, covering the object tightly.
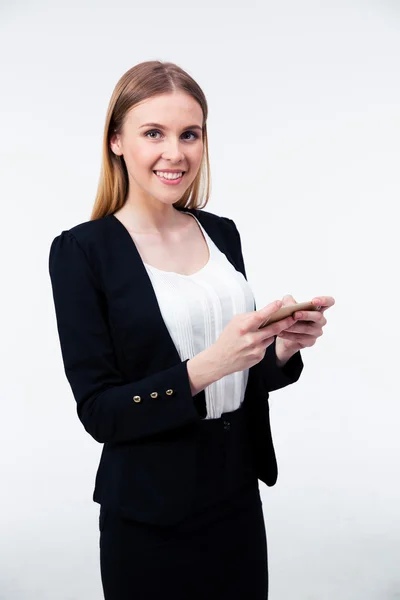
[275,294,335,363]
[208,299,300,378]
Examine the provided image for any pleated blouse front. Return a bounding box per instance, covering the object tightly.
[143,212,256,419]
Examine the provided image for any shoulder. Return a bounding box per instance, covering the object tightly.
[188,208,246,274]
[49,215,110,252]
[68,215,110,244]
[48,216,110,280]
[186,208,241,253]
[185,207,237,234]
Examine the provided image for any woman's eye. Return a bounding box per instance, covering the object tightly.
[183,131,199,140]
[144,130,199,140]
[144,130,161,139]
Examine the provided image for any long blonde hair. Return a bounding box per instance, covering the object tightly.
[90,61,211,221]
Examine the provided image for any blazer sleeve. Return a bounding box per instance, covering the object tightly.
[48,230,202,445]
[224,217,304,392]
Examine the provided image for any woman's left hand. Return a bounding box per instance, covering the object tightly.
[275,295,335,362]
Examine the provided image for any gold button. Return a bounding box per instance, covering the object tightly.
[133,395,141,403]
[150,392,158,398]
[165,389,174,396]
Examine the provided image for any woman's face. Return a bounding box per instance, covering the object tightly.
[110,91,204,206]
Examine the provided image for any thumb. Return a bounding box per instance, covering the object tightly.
[281,293,297,306]
[251,300,283,329]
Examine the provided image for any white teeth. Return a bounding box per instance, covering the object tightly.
[155,171,183,180]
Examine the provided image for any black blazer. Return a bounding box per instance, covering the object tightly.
[49,205,303,526]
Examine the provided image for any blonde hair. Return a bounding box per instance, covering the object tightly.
[90,61,211,220]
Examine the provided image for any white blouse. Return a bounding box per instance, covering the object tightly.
[143,212,256,419]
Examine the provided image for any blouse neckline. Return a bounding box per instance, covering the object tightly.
[143,212,212,278]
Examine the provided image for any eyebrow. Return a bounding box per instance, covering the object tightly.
[139,122,203,131]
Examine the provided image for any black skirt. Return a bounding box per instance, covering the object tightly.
[99,403,269,600]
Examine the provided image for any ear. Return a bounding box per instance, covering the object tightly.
[109,132,122,157]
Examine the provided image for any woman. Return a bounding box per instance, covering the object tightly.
[49,60,333,600]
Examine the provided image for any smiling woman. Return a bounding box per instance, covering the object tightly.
[48,60,303,600]
[107,90,205,224]
[90,62,211,228]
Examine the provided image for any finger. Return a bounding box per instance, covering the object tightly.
[282,294,297,305]
[277,331,303,340]
[257,293,299,329]
[277,332,317,346]
[283,322,321,334]
[293,311,327,324]
[254,300,283,328]
[275,315,297,332]
[259,314,296,338]
[312,296,335,310]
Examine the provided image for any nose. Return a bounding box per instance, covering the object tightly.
[162,138,185,162]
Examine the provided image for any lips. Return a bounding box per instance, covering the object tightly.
[153,171,185,185]
[153,171,186,176]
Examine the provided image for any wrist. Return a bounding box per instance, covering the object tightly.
[276,356,290,367]
[201,344,228,380]
[187,346,226,396]
[275,340,296,367]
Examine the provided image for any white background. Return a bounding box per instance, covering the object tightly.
[1,0,399,598]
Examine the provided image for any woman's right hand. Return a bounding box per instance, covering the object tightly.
[210,300,297,377]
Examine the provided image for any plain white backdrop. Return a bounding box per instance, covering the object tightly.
[1,0,399,598]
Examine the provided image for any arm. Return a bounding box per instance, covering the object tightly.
[48,231,219,444]
[224,217,304,392]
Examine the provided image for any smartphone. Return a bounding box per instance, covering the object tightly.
[258,301,322,329]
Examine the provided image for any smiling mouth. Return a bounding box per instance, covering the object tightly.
[152,171,186,183]
[153,171,186,175]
